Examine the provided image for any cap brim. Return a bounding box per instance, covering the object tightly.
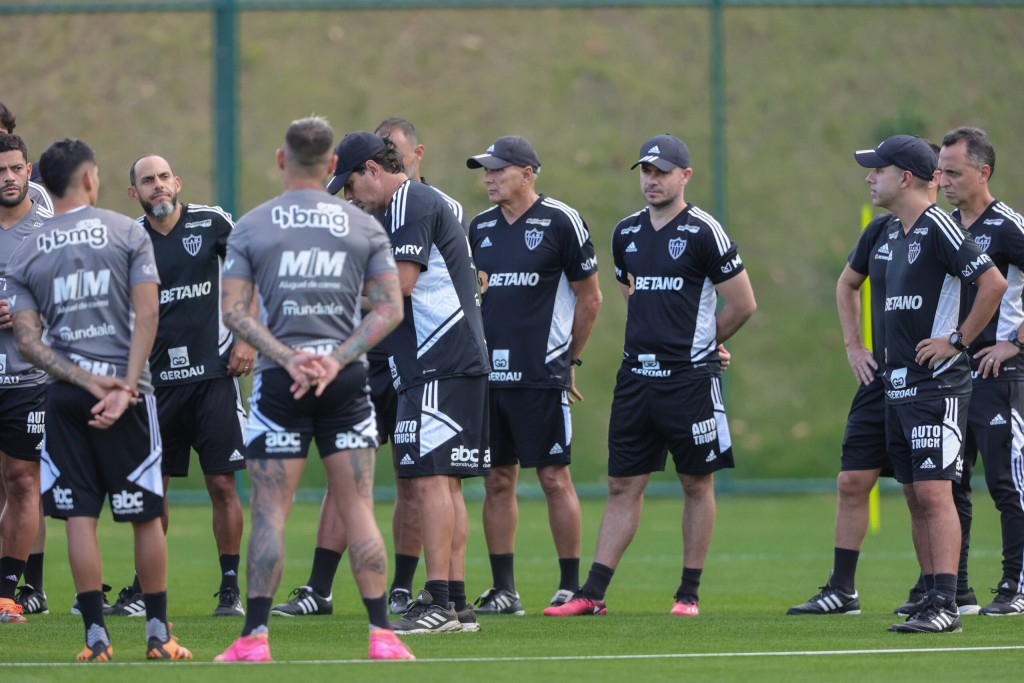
[326,171,351,196]
[466,154,513,170]
[631,157,678,172]
[854,149,886,169]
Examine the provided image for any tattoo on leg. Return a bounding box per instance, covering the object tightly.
[349,537,387,577]
[245,459,291,597]
[349,449,375,499]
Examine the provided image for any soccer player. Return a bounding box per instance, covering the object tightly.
[8,138,191,660]
[934,127,1024,616]
[466,135,601,613]
[0,133,50,624]
[106,155,249,618]
[852,134,1006,633]
[545,134,756,618]
[273,117,463,617]
[215,117,412,662]
[0,109,52,614]
[331,131,490,634]
[0,102,53,213]
[787,147,943,617]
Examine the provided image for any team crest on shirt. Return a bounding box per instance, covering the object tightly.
[524,229,543,251]
[668,237,687,260]
[908,241,921,264]
[182,233,202,257]
[974,234,992,252]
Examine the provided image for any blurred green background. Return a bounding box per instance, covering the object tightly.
[3,3,1023,490]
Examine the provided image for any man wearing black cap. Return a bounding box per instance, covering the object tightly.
[852,134,1006,633]
[546,134,756,618]
[330,131,490,634]
[464,136,602,615]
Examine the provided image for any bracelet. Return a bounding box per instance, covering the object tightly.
[571,358,583,367]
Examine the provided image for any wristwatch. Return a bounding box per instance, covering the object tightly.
[1010,330,1024,350]
[949,330,968,353]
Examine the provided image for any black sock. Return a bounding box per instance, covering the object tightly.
[449,580,467,611]
[923,574,936,592]
[307,547,342,597]
[911,574,925,593]
[142,592,169,641]
[675,567,703,601]
[581,563,615,601]
[424,580,449,608]
[831,548,860,594]
[934,573,957,605]
[0,557,25,599]
[558,558,580,592]
[131,572,141,593]
[391,554,419,593]
[76,590,109,647]
[362,594,390,629]
[219,554,240,592]
[489,553,515,593]
[243,597,272,636]
[24,553,44,593]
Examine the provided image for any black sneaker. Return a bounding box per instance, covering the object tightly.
[888,601,962,633]
[391,590,462,634]
[550,589,575,607]
[270,585,333,616]
[473,587,525,616]
[71,583,114,616]
[454,603,480,632]
[389,587,412,615]
[109,585,146,617]
[787,584,861,615]
[894,584,928,617]
[15,584,48,615]
[213,587,244,617]
[956,587,981,616]
[980,579,1024,616]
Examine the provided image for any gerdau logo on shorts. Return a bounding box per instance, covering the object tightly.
[112,490,145,515]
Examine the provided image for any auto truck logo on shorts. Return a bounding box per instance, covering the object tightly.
[524,228,543,251]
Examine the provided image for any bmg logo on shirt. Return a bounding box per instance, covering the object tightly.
[168,346,190,368]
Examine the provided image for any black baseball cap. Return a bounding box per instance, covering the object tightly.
[466,136,541,172]
[854,135,937,181]
[631,134,690,171]
[326,131,386,195]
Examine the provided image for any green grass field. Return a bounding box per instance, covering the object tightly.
[1,490,1021,681]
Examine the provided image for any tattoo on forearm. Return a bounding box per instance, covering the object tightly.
[223,282,293,367]
[332,273,402,367]
[13,312,92,388]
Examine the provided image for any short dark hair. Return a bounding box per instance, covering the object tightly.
[942,126,996,179]
[0,133,28,161]
[375,117,417,146]
[364,136,405,175]
[128,154,161,186]
[39,138,96,199]
[284,116,334,175]
[0,102,15,134]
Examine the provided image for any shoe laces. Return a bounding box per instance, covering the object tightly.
[0,599,24,615]
[214,587,239,603]
[15,585,37,601]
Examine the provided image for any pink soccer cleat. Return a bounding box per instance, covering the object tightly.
[670,598,700,617]
[543,595,607,617]
[215,632,272,662]
[369,627,415,660]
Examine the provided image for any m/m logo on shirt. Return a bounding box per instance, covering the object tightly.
[53,269,110,304]
[278,249,347,278]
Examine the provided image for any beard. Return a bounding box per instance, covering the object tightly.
[141,195,177,218]
[0,183,28,208]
